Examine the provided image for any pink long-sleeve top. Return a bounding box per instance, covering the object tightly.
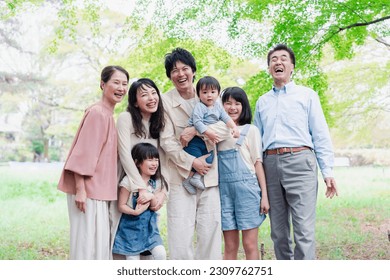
[58,101,118,201]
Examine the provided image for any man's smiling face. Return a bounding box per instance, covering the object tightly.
[268,50,295,87]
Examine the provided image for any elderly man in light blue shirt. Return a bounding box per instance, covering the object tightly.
[254,44,338,260]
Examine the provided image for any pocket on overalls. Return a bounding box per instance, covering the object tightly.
[218,151,238,175]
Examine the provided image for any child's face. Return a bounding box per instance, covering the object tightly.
[138,157,159,177]
[199,85,219,107]
[223,96,242,125]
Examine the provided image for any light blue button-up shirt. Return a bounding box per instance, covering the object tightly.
[254,81,334,178]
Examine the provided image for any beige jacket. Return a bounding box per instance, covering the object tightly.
[161,88,229,187]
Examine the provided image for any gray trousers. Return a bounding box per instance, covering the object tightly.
[263,149,318,260]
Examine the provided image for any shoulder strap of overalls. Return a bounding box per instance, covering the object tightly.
[236,124,250,147]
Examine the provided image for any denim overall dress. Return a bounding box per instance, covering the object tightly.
[112,180,163,256]
[218,124,266,230]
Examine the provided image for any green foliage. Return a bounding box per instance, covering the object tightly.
[243,71,273,112]
[31,140,44,154]
[0,0,43,19]
[116,38,242,113]
[1,0,389,150]
[0,141,31,162]
[324,41,390,148]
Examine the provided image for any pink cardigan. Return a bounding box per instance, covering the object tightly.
[58,102,118,201]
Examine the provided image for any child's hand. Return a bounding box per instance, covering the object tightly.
[231,127,240,138]
[260,199,270,215]
[134,202,150,216]
[204,129,220,144]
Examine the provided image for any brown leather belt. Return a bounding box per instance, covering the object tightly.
[265,146,311,155]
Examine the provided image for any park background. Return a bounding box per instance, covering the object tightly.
[0,0,389,260]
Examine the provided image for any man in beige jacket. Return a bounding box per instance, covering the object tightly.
[160,48,229,259]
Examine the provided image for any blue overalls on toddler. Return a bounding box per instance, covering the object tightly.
[218,124,266,230]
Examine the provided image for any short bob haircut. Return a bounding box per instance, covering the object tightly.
[127,78,165,139]
[267,44,296,66]
[195,76,221,97]
[221,87,252,126]
[164,47,197,81]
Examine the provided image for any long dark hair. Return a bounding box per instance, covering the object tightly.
[221,87,252,125]
[127,78,165,139]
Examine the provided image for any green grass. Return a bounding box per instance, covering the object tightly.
[0,164,69,260]
[0,164,389,260]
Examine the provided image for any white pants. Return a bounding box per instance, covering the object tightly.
[67,194,110,260]
[167,184,222,260]
[125,245,166,260]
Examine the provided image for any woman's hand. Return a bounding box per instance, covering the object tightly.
[137,191,154,204]
[75,188,87,213]
[149,191,166,211]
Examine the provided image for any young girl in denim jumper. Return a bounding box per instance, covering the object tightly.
[112,142,166,260]
[218,87,270,260]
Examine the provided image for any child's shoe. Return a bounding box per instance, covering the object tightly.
[183,177,197,195]
[189,173,205,190]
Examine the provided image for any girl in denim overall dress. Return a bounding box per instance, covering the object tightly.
[218,87,270,260]
[112,143,166,260]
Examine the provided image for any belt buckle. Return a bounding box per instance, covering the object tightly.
[277,147,291,155]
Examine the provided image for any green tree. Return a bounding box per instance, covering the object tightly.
[1,0,389,152]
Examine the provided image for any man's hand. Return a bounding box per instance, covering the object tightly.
[180,126,197,147]
[324,177,338,198]
[192,154,211,176]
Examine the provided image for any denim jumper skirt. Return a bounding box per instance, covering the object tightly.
[112,180,163,256]
[218,124,266,231]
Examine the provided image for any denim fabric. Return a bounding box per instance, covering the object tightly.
[112,194,163,256]
[218,125,266,231]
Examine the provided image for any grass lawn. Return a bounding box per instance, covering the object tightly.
[0,163,389,260]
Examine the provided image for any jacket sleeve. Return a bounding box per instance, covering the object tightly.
[160,98,195,179]
[65,109,107,176]
[117,112,147,191]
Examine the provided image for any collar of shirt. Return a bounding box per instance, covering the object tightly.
[272,81,295,94]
